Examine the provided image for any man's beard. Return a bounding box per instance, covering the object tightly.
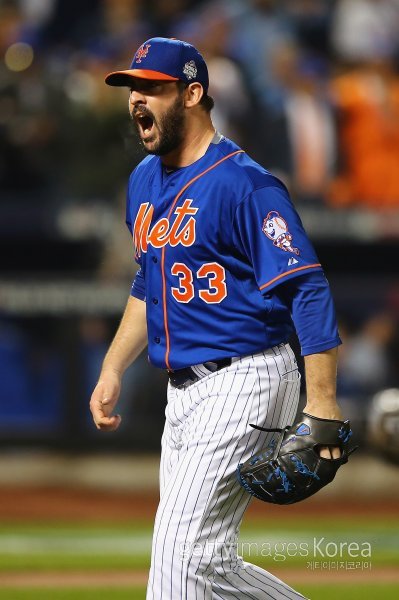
[132,94,185,156]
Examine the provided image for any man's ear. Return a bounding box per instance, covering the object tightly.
[184,82,204,108]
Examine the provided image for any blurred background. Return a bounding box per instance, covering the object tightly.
[1,0,399,598]
[2,0,399,451]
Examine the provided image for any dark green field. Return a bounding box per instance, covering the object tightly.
[0,585,399,600]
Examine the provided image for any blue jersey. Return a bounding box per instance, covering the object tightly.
[127,135,339,370]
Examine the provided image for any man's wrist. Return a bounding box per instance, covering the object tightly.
[100,363,124,379]
[303,400,343,421]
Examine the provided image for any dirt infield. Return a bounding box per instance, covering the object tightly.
[1,486,398,522]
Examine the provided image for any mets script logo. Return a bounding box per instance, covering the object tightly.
[262,211,300,255]
[135,43,151,63]
[133,199,198,257]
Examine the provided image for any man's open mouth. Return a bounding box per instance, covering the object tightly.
[135,113,154,138]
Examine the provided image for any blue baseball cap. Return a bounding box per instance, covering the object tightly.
[105,37,209,92]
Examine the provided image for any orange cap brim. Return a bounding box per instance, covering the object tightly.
[105,69,179,86]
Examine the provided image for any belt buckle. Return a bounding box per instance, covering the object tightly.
[168,358,232,389]
[168,367,198,388]
[203,361,218,373]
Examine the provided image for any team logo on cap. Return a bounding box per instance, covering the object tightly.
[183,60,197,80]
[262,211,300,255]
[135,43,151,63]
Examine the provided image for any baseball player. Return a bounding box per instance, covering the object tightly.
[90,37,343,599]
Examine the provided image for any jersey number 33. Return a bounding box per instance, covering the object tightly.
[171,262,227,304]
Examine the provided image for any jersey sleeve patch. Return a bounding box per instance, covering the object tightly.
[262,211,300,255]
[232,184,323,294]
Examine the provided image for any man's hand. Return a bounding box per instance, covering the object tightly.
[303,402,344,459]
[88,296,147,433]
[90,369,122,431]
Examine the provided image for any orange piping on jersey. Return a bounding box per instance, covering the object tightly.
[259,263,322,291]
[161,149,245,370]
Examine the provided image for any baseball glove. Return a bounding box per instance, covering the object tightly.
[237,413,356,505]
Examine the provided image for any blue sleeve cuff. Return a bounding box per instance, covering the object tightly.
[301,337,342,356]
[276,271,341,356]
[131,268,146,301]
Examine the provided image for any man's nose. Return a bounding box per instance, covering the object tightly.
[129,89,146,106]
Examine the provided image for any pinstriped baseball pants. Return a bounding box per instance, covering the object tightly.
[146,344,307,599]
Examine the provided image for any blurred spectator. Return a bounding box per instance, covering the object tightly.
[0,319,64,432]
[79,317,110,400]
[207,55,249,142]
[184,3,250,143]
[98,189,138,281]
[331,0,399,64]
[148,0,194,37]
[248,42,336,201]
[329,58,399,208]
[285,0,334,58]
[0,321,30,421]
[338,312,396,398]
[227,0,295,113]
[39,0,101,48]
[273,45,336,201]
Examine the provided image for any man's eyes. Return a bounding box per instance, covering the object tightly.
[131,81,163,93]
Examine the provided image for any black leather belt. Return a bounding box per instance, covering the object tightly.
[168,357,232,388]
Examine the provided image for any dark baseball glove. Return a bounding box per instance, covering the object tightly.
[237,413,357,505]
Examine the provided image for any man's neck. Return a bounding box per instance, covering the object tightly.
[161,120,216,168]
